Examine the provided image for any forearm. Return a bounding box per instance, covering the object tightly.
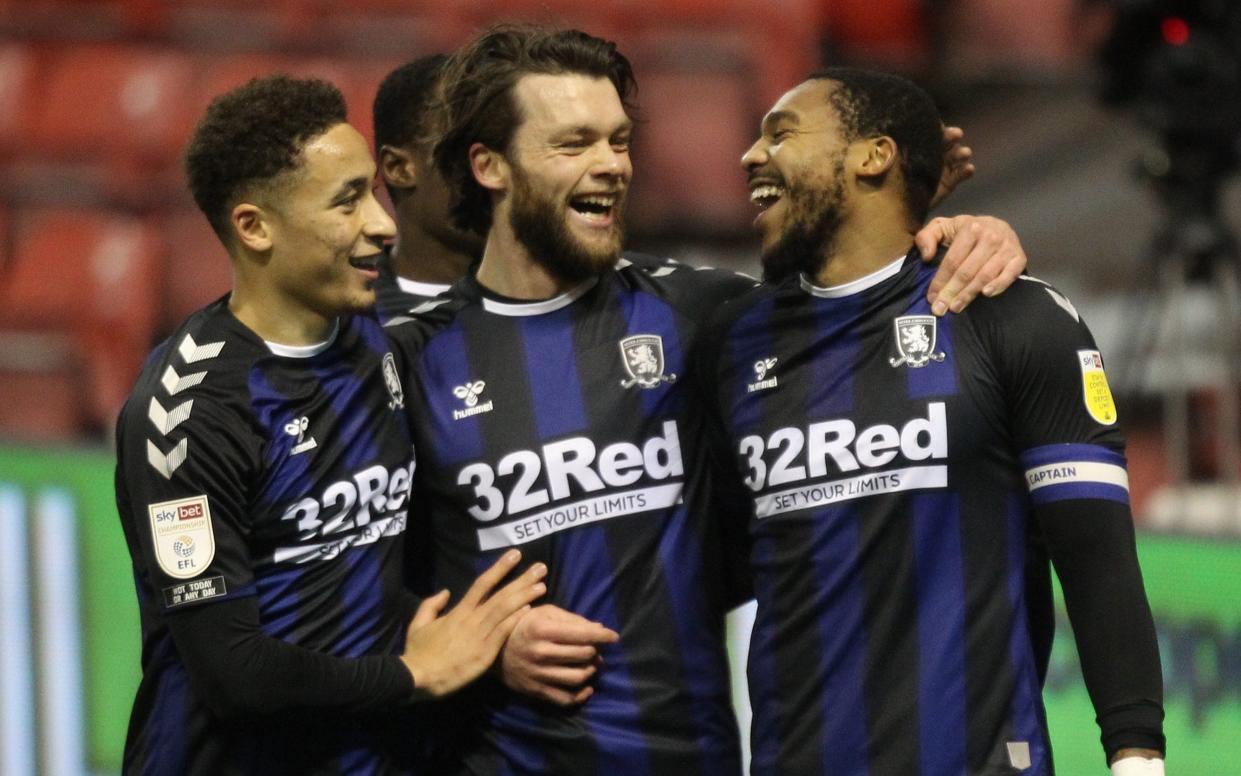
[1038,499,1165,760]
[169,597,415,720]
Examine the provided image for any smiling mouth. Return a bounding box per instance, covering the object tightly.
[349,254,381,271]
[749,182,786,211]
[569,193,619,222]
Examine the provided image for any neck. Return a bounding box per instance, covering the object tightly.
[474,214,577,300]
[228,267,336,346]
[389,217,475,285]
[812,199,915,287]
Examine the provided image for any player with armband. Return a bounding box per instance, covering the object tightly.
[696,67,1166,775]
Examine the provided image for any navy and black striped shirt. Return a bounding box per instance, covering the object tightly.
[387,255,755,775]
[698,250,1144,776]
[115,300,418,775]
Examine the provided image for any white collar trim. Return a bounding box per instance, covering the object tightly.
[265,319,340,357]
[799,254,906,298]
[395,276,451,298]
[480,278,598,316]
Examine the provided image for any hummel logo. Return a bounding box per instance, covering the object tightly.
[161,365,206,396]
[147,438,188,480]
[452,381,493,421]
[283,416,317,455]
[453,381,486,407]
[177,333,225,364]
[148,397,194,435]
[747,357,779,393]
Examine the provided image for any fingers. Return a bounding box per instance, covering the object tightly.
[983,255,1025,297]
[926,216,1024,314]
[525,606,619,646]
[914,216,953,260]
[476,563,548,632]
[410,589,450,628]
[459,548,524,608]
[529,682,596,707]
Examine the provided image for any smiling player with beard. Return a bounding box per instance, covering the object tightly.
[696,68,1166,775]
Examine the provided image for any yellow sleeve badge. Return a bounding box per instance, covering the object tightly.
[1077,350,1117,426]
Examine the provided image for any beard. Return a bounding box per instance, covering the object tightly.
[509,164,625,284]
[760,157,846,284]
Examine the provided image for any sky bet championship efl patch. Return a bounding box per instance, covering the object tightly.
[1077,349,1117,426]
[148,494,216,579]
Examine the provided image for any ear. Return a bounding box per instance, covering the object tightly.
[856,136,898,181]
[379,144,418,191]
[230,202,273,253]
[469,142,509,193]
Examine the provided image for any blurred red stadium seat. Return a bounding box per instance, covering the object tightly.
[0,208,164,434]
[0,42,34,157]
[160,209,231,332]
[25,44,195,164]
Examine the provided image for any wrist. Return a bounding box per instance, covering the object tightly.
[1110,755,1164,776]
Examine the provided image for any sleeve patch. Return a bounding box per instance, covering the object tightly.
[148,494,216,579]
[1077,349,1118,426]
[1021,444,1130,505]
[162,575,227,608]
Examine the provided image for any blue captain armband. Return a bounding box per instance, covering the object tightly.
[1019,443,1130,506]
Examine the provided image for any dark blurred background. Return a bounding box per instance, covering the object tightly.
[0,1,1237,773]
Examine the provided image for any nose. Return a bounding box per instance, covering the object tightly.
[592,141,631,181]
[361,190,396,240]
[741,137,768,172]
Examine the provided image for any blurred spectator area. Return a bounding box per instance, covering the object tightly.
[0,0,1103,444]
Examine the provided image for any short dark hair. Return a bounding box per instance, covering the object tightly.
[809,67,942,223]
[184,74,347,243]
[435,24,637,236]
[373,54,449,155]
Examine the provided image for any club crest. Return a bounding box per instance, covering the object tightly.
[383,353,405,410]
[619,335,678,389]
[888,315,946,369]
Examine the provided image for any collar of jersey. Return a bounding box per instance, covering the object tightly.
[478,277,598,316]
[264,318,340,358]
[395,275,452,298]
[798,253,907,299]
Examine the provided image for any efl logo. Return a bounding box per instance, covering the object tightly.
[147,494,216,579]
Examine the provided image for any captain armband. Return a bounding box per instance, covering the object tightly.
[1019,443,1129,506]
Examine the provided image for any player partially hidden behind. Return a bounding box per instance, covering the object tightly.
[371,54,483,322]
[697,68,1166,775]
[114,75,547,775]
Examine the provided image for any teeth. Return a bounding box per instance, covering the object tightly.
[575,194,615,207]
[749,184,784,205]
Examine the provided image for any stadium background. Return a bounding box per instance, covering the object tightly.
[0,0,1237,773]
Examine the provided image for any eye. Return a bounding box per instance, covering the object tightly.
[771,128,794,142]
[336,191,362,211]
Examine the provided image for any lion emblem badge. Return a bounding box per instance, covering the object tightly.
[619,334,678,389]
[888,315,946,369]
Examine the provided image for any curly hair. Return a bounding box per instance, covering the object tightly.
[185,74,347,244]
[434,24,636,236]
[810,67,943,224]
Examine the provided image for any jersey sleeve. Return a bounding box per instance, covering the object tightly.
[115,384,261,612]
[688,297,758,607]
[979,278,1166,759]
[982,277,1128,504]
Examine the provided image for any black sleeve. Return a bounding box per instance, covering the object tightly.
[980,277,1165,761]
[1035,499,1165,759]
[688,298,756,608]
[167,595,416,720]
